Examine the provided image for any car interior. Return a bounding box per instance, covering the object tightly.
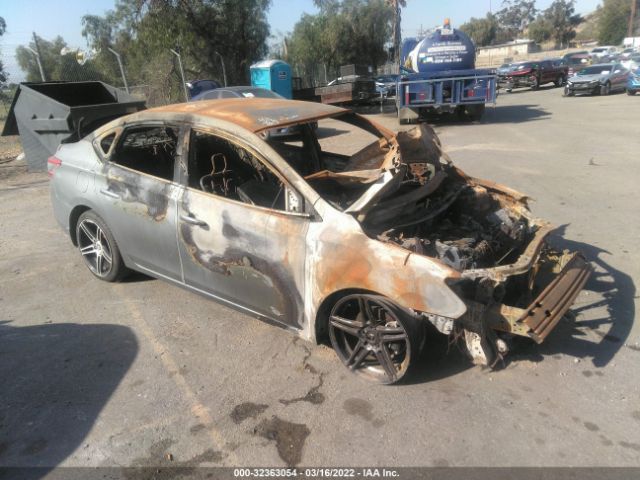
[110,125,178,181]
[265,115,390,209]
[187,130,286,210]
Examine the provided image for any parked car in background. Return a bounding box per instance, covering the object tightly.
[619,47,637,59]
[565,63,630,96]
[186,79,221,100]
[627,66,640,95]
[375,74,399,97]
[191,86,311,138]
[590,46,617,59]
[191,86,283,101]
[562,50,589,61]
[621,54,640,71]
[566,54,592,76]
[502,59,568,91]
[496,63,512,76]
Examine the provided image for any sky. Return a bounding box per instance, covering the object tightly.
[1,0,603,82]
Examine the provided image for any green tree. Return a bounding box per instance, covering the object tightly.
[598,0,635,44]
[460,14,499,46]
[542,0,581,48]
[15,35,107,83]
[80,0,272,103]
[286,0,393,85]
[496,0,537,41]
[527,16,553,43]
[0,17,7,92]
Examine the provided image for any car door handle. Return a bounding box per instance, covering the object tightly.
[180,213,208,228]
[99,189,120,199]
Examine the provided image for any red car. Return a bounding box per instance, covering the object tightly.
[502,60,568,92]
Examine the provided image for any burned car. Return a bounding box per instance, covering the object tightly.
[48,99,592,384]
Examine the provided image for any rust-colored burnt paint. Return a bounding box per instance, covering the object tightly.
[308,214,467,321]
[148,99,346,134]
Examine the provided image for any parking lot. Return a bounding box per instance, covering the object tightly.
[1,86,639,470]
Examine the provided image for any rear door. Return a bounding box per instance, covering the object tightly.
[176,126,310,327]
[93,122,184,280]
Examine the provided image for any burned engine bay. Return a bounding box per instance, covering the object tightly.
[369,176,534,272]
[351,125,539,272]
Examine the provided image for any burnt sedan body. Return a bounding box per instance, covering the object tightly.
[48,99,591,384]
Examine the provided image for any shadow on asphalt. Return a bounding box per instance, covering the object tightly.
[352,101,551,126]
[0,321,138,477]
[509,225,636,369]
[497,84,561,95]
[405,324,472,385]
[315,127,351,140]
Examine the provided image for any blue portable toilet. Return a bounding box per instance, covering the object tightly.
[250,60,292,99]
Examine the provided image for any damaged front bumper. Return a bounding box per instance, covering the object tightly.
[452,239,592,365]
[482,252,592,343]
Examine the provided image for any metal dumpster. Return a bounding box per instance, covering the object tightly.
[2,81,146,171]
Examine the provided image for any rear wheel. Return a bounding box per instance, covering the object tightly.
[627,89,636,96]
[555,75,565,87]
[76,211,127,282]
[329,294,424,384]
[600,82,611,96]
[466,104,485,122]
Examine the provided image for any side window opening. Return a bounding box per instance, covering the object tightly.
[99,132,116,155]
[189,130,292,212]
[111,125,178,181]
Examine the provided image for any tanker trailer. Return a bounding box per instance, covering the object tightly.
[397,19,497,123]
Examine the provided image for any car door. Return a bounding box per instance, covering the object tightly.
[542,61,554,83]
[93,122,185,281]
[612,64,627,89]
[176,126,310,328]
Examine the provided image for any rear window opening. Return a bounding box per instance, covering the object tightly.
[110,125,178,181]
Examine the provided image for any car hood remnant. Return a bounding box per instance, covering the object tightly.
[336,123,534,273]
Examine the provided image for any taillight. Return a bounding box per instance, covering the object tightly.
[47,156,62,177]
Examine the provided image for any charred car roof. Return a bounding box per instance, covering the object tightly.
[147,98,347,133]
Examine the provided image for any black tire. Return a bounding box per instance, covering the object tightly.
[555,75,565,87]
[600,82,611,96]
[564,85,574,97]
[466,104,485,122]
[531,75,540,90]
[76,210,127,282]
[627,89,636,96]
[328,294,425,384]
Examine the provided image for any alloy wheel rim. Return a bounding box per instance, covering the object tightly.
[78,219,113,277]
[329,295,411,384]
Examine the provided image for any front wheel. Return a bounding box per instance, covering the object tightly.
[564,85,574,96]
[329,294,424,384]
[600,82,611,96]
[76,210,127,282]
[531,76,540,90]
[627,89,636,96]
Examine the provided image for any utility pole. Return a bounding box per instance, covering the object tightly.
[108,48,129,94]
[30,32,46,82]
[629,0,638,38]
[214,51,227,87]
[170,48,189,102]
